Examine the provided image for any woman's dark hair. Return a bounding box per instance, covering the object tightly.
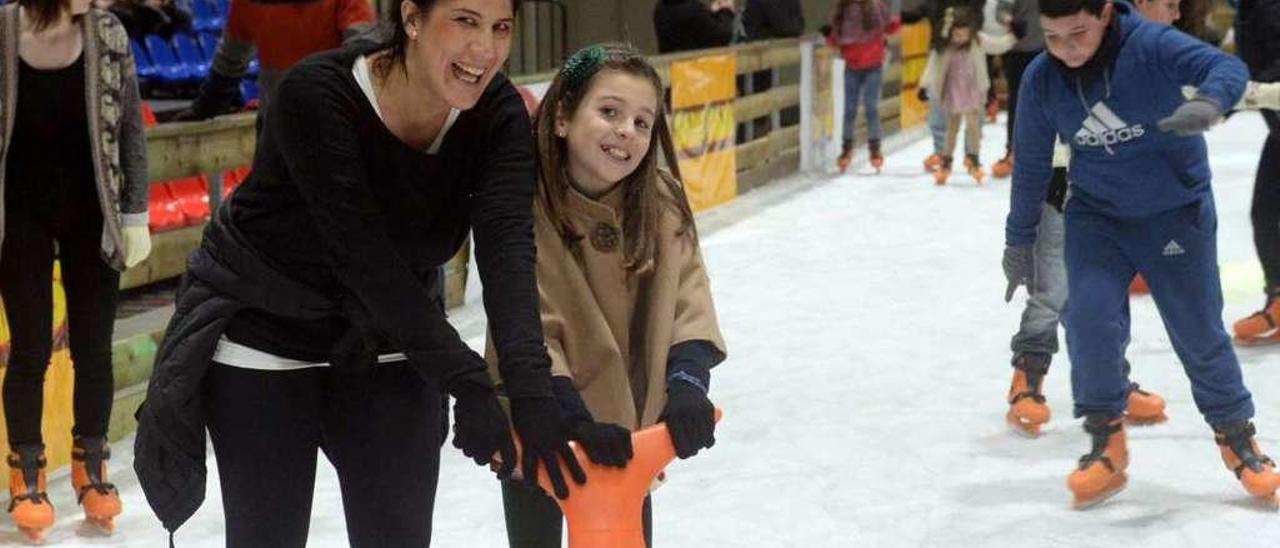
[371,0,521,79]
[1174,0,1207,38]
[18,0,72,32]
[1040,0,1108,18]
[534,43,696,274]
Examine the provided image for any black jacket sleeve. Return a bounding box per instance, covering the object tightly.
[468,79,553,399]
[1244,0,1280,82]
[269,64,485,389]
[744,0,805,40]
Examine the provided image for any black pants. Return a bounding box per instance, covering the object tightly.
[1253,114,1280,289]
[0,202,118,448]
[1002,49,1041,152]
[500,479,653,548]
[205,362,447,547]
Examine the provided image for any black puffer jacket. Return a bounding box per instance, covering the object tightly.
[901,0,985,51]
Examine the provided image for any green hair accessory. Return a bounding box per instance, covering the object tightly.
[560,46,607,90]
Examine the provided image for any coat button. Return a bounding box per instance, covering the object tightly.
[590,222,620,253]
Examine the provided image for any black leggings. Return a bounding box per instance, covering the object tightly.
[204,362,447,547]
[1003,49,1041,152]
[1253,117,1280,290]
[0,204,118,449]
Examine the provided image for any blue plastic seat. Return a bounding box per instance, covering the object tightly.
[239,79,259,104]
[198,32,219,62]
[171,33,210,79]
[191,0,225,32]
[130,39,157,80]
[143,34,194,84]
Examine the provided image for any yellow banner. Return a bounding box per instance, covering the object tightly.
[899,21,932,128]
[670,54,737,211]
[813,45,835,145]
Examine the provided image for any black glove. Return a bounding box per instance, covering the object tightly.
[917,87,929,102]
[565,420,633,467]
[510,396,586,499]
[449,371,516,474]
[1002,244,1035,302]
[660,382,716,459]
[1157,97,1222,136]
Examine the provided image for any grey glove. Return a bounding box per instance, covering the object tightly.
[1002,245,1035,302]
[1156,98,1222,136]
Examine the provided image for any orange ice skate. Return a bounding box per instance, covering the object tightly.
[923,153,942,173]
[868,139,884,173]
[1129,274,1150,295]
[992,152,1013,179]
[965,154,985,185]
[837,140,854,173]
[1123,383,1167,425]
[934,156,952,185]
[8,445,54,544]
[1067,415,1128,509]
[71,437,121,534]
[1006,353,1051,437]
[1214,420,1280,504]
[1232,290,1280,345]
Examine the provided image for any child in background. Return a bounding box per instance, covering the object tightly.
[829,0,901,173]
[486,44,727,547]
[919,8,1002,184]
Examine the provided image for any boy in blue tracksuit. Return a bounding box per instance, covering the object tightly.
[1001,0,1280,507]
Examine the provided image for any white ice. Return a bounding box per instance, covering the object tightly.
[8,112,1280,547]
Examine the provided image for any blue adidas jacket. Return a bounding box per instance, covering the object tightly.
[1004,1,1248,246]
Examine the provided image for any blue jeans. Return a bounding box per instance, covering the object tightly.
[928,98,946,154]
[843,66,883,142]
[1064,196,1253,424]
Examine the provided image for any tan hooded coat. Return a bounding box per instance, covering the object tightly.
[487,177,725,430]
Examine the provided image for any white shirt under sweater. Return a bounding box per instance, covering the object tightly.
[213,55,460,371]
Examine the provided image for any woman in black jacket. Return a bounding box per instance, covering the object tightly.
[133,0,584,544]
[1231,0,1280,343]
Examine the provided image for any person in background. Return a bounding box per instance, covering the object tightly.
[989,0,1044,178]
[742,0,804,39]
[901,0,986,173]
[1,0,151,541]
[107,0,193,39]
[172,0,374,121]
[653,0,737,54]
[1228,0,1280,344]
[829,0,899,173]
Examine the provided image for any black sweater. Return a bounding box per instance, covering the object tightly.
[221,44,550,388]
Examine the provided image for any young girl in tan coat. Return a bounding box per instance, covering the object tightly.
[486,44,727,547]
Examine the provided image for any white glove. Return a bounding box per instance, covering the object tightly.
[1243,81,1280,111]
[123,225,152,268]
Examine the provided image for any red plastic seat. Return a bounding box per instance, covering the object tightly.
[166,175,211,225]
[221,165,251,198]
[147,183,185,232]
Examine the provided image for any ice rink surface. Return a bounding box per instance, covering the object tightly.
[9,112,1279,547]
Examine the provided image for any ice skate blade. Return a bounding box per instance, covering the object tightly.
[1071,473,1127,510]
[82,516,115,535]
[1234,332,1280,346]
[1006,412,1046,438]
[17,526,46,545]
[1124,413,1168,426]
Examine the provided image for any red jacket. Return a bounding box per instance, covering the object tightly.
[226,0,374,71]
[827,1,900,70]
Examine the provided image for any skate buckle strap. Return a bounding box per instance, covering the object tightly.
[1009,390,1046,405]
[1078,419,1122,471]
[76,481,119,504]
[7,490,52,511]
[1215,422,1276,477]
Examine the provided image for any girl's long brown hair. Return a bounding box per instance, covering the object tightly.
[534,44,696,274]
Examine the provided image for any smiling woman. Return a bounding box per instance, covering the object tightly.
[131,0,589,545]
